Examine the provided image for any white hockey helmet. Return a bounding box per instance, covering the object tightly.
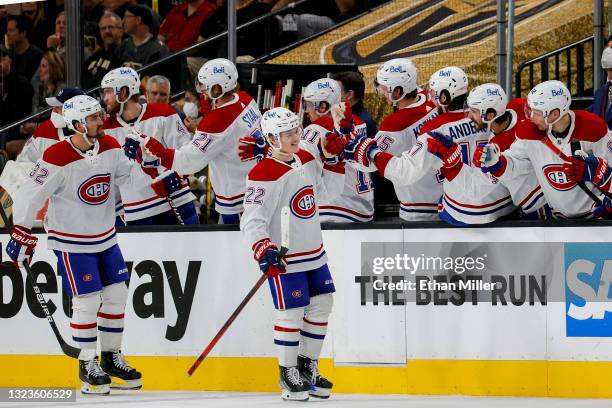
[602,47,612,69]
[100,67,141,103]
[302,78,341,114]
[196,58,238,100]
[375,58,417,103]
[62,95,104,133]
[261,107,301,150]
[466,83,508,123]
[428,66,469,105]
[526,80,571,124]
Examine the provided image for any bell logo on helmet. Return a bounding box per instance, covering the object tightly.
[317,82,331,89]
[486,88,500,96]
[551,88,565,97]
[439,70,451,77]
[213,67,225,74]
[63,102,73,110]
[389,65,403,73]
[290,186,317,219]
[78,173,112,205]
[119,68,132,75]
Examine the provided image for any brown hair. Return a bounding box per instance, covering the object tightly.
[42,50,65,85]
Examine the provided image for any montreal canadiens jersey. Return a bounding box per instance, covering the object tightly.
[300,115,375,222]
[440,108,546,224]
[241,149,344,273]
[17,119,65,163]
[104,103,195,221]
[497,110,612,218]
[374,94,441,220]
[157,92,261,215]
[13,136,142,253]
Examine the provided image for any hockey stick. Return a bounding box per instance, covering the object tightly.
[187,206,291,376]
[541,138,612,205]
[0,200,96,361]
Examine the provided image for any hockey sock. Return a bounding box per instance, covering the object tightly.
[71,292,101,352]
[98,283,128,352]
[274,307,305,367]
[299,294,333,359]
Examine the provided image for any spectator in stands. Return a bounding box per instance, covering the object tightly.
[198,0,280,60]
[20,2,54,51]
[47,11,66,54]
[0,45,34,159]
[6,15,43,81]
[104,0,162,36]
[332,70,377,138]
[158,0,216,53]
[31,51,65,114]
[590,46,612,129]
[146,75,198,133]
[84,11,124,90]
[84,0,107,55]
[116,4,169,70]
[272,0,364,40]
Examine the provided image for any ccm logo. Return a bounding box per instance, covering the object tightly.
[78,174,111,205]
[543,164,574,191]
[290,186,316,219]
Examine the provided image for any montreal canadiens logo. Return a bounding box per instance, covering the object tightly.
[542,164,575,191]
[290,186,316,219]
[78,174,111,205]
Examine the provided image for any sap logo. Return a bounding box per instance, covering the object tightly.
[317,82,331,89]
[439,70,451,77]
[543,164,575,191]
[63,102,74,110]
[242,109,260,128]
[290,186,316,219]
[565,243,612,337]
[486,88,500,97]
[389,66,403,73]
[119,68,132,75]
[78,173,111,205]
[551,88,565,97]
[213,67,225,74]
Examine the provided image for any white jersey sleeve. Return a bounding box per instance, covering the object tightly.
[383,137,440,185]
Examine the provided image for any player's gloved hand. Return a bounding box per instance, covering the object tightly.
[331,101,354,136]
[563,151,611,188]
[591,196,612,219]
[6,225,37,266]
[239,130,269,162]
[426,131,462,168]
[344,135,379,168]
[254,240,286,278]
[473,143,504,174]
[323,132,347,156]
[151,170,186,198]
[123,131,142,160]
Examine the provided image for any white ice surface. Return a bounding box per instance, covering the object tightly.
[0,391,610,408]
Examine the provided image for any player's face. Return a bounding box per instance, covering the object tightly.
[526,106,548,130]
[279,127,301,154]
[467,107,485,129]
[102,88,120,114]
[85,112,105,138]
[304,101,320,122]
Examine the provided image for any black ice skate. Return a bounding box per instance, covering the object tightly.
[298,355,333,399]
[79,357,111,395]
[279,365,310,401]
[100,350,142,390]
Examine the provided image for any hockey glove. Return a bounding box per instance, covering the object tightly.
[6,225,37,266]
[473,143,505,175]
[592,196,612,219]
[344,135,379,168]
[426,131,462,169]
[254,239,286,278]
[331,101,354,136]
[238,130,269,162]
[123,132,142,160]
[151,171,186,198]
[323,132,347,156]
[564,152,611,189]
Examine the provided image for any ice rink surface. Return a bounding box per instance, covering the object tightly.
[1,391,610,408]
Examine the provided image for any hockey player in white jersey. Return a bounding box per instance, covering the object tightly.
[369,58,441,220]
[101,67,198,225]
[17,87,85,163]
[426,84,548,224]
[475,80,612,218]
[6,95,143,394]
[124,59,261,224]
[241,107,344,401]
